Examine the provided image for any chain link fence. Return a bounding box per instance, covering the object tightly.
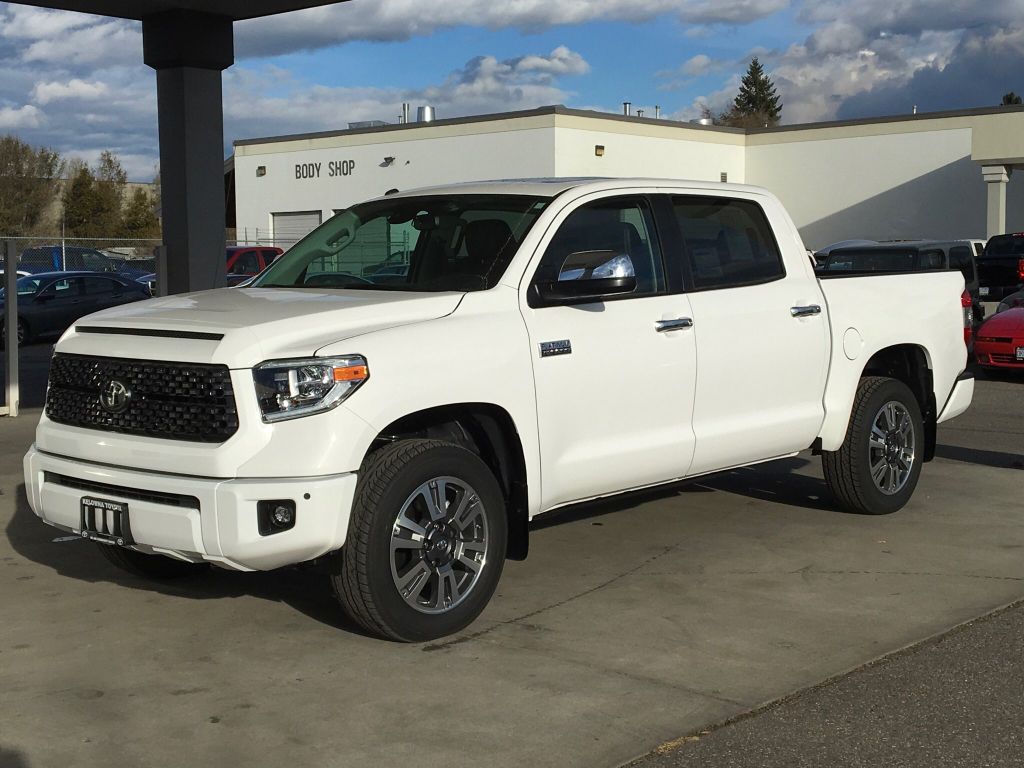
[1,236,162,281]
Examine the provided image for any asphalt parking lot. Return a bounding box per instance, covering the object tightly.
[1,346,1022,768]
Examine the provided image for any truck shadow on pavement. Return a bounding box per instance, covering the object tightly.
[5,484,372,636]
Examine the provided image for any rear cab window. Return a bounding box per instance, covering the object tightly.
[670,196,785,290]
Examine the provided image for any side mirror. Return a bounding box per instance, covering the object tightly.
[535,250,637,304]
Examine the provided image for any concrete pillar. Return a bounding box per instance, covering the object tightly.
[982,164,1012,239]
[143,11,234,294]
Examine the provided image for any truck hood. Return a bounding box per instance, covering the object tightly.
[55,287,464,367]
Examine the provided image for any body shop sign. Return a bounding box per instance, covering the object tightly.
[295,160,355,179]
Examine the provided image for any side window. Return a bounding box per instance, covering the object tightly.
[231,250,261,275]
[533,197,665,295]
[917,249,945,270]
[672,196,784,290]
[948,246,974,281]
[48,278,79,296]
[82,251,112,271]
[83,277,118,295]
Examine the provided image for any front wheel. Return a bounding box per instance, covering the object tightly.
[823,376,924,515]
[332,439,507,642]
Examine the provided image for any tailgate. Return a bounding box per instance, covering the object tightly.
[976,257,1021,289]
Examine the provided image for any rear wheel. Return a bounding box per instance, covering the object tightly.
[332,439,507,642]
[0,318,29,347]
[95,543,207,579]
[823,376,924,515]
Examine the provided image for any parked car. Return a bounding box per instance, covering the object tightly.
[974,308,1024,371]
[0,271,150,345]
[24,179,974,642]
[817,240,984,320]
[977,233,1024,301]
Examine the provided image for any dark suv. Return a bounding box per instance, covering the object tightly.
[977,233,1024,301]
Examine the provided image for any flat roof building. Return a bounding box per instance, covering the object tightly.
[232,104,1024,251]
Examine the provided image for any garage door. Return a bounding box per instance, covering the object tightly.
[272,211,322,249]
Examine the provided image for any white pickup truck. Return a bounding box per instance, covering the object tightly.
[24,179,974,641]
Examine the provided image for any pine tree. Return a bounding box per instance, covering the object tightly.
[721,57,782,128]
[61,161,98,237]
[1001,92,1022,106]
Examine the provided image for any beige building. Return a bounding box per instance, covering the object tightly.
[232,104,1024,250]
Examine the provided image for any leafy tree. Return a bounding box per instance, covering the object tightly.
[720,57,782,128]
[120,187,160,238]
[1001,92,1022,105]
[0,135,63,236]
[61,151,129,237]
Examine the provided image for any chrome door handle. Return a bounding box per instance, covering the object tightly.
[655,318,694,332]
[790,305,821,318]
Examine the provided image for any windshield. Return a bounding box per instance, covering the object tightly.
[984,235,1024,257]
[0,275,46,298]
[253,194,550,292]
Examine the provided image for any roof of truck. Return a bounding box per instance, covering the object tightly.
[380,177,769,200]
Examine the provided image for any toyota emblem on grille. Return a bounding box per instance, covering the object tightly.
[99,380,131,414]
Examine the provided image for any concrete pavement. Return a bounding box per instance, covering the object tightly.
[1,367,1022,768]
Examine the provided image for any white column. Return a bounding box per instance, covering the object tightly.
[982,164,1012,239]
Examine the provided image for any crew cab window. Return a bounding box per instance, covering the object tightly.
[917,249,945,270]
[81,251,114,272]
[533,197,665,295]
[231,250,261,275]
[672,197,784,290]
[948,246,975,281]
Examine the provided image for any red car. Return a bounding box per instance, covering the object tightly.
[975,307,1024,371]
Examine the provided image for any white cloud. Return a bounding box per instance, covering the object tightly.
[32,78,109,104]
[0,104,43,129]
[236,0,790,57]
[0,5,93,39]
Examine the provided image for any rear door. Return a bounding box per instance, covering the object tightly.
[668,193,829,475]
[522,193,698,509]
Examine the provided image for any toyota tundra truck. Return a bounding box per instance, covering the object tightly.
[24,179,975,641]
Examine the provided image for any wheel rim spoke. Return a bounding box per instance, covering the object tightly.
[391,475,489,615]
[869,400,916,496]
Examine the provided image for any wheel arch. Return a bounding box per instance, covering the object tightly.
[369,402,530,560]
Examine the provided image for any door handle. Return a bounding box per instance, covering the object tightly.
[790,305,821,318]
[655,318,694,332]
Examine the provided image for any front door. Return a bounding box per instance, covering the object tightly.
[522,194,698,511]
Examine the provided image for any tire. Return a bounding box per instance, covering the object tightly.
[0,318,28,347]
[332,439,507,642]
[823,376,924,515]
[95,542,208,579]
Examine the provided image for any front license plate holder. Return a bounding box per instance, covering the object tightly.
[1016,346,1024,361]
[80,497,133,546]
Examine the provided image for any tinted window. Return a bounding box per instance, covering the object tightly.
[44,278,79,296]
[672,197,784,289]
[231,250,261,275]
[81,251,113,271]
[823,248,916,272]
[985,235,1024,257]
[534,197,665,295]
[948,246,975,281]
[917,249,945,270]
[83,277,120,294]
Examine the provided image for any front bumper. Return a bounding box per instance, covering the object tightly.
[24,446,358,571]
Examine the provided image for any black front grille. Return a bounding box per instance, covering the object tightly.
[46,353,239,443]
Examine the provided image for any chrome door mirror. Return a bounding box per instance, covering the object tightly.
[536,249,637,304]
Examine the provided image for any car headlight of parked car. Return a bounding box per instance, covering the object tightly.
[253,356,369,422]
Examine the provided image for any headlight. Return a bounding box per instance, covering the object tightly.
[253,356,368,422]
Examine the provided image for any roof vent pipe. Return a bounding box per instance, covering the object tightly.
[402,103,410,124]
[655,105,661,119]
[417,105,435,123]
[622,101,631,116]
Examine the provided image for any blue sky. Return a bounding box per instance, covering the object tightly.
[1,0,1021,179]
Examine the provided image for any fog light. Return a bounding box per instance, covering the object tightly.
[257,500,296,536]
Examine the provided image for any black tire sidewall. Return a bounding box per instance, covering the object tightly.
[360,445,507,642]
[851,379,924,515]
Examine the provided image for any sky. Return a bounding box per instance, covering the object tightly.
[0,0,1022,180]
